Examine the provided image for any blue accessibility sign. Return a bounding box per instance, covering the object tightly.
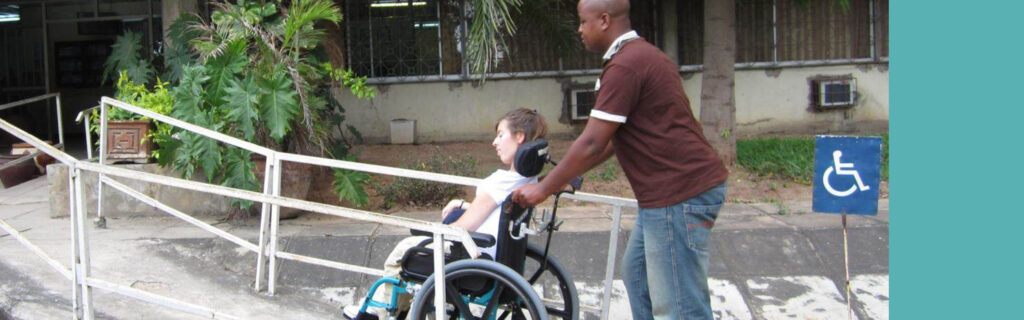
[812,136,882,215]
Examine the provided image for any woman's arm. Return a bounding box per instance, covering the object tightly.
[448,191,498,232]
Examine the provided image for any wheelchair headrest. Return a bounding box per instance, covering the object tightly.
[514,139,549,178]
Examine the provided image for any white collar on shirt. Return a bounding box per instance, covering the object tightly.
[602,30,640,61]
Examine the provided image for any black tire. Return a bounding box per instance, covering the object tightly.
[409,259,548,320]
[523,243,579,320]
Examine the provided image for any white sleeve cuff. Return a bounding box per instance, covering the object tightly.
[590,110,627,123]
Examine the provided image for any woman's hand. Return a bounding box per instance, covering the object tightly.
[441,199,466,218]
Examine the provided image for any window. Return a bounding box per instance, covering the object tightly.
[678,0,889,66]
[346,0,444,77]
[345,0,615,79]
[569,88,596,120]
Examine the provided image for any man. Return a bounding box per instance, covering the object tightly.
[511,0,729,319]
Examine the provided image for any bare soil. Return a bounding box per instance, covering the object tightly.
[309,139,888,212]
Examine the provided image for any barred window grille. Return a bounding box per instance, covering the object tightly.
[678,0,888,65]
[346,0,444,78]
[344,0,888,81]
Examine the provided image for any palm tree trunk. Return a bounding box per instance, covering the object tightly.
[699,0,737,165]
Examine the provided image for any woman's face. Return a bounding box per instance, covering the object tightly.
[493,120,525,168]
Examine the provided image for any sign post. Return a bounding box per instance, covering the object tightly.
[812,136,882,320]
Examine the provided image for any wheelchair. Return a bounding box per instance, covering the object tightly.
[348,139,581,320]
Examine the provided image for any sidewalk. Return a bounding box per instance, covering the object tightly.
[0,176,889,319]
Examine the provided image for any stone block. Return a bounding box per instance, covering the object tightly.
[47,163,233,218]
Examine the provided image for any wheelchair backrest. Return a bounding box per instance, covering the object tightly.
[494,139,550,273]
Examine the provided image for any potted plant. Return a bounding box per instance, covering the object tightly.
[92,31,170,164]
[90,71,173,164]
[158,0,375,218]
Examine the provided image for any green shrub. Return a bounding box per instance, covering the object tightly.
[377,153,479,209]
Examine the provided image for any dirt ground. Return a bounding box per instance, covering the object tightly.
[309,138,889,212]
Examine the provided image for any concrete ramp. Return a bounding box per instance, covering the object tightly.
[1,176,888,319]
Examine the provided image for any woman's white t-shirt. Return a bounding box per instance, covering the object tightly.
[472,169,536,258]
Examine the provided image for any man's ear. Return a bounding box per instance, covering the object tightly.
[599,13,610,30]
[515,132,526,144]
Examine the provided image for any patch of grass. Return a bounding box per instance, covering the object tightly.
[737,134,890,183]
[737,137,816,183]
[585,160,620,182]
[375,151,479,210]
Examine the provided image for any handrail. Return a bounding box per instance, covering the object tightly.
[0,92,58,111]
[100,97,275,156]
[0,92,65,153]
[101,96,639,208]
[0,95,636,319]
[96,95,634,319]
[80,161,478,243]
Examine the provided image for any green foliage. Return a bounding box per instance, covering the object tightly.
[223,76,261,140]
[163,14,203,82]
[736,135,890,183]
[376,153,479,209]
[90,72,174,158]
[160,0,376,211]
[466,0,522,75]
[103,31,155,85]
[333,162,371,207]
[257,73,300,142]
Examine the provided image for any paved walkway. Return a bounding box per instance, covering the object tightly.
[0,176,889,319]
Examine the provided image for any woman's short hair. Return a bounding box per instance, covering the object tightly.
[497,108,548,142]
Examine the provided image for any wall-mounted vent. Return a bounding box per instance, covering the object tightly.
[570,89,596,120]
[814,79,857,108]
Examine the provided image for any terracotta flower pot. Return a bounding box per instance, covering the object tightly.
[251,154,315,219]
[105,119,154,164]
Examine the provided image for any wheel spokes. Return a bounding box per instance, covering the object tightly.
[445,280,477,320]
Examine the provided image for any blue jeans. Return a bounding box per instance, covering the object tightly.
[622,183,726,320]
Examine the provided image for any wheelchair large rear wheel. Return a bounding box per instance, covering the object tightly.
[523,243,579,320]
[409,259,548,320]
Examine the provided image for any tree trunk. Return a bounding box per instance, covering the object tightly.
[322,4,347,70]
[699,0,737,165]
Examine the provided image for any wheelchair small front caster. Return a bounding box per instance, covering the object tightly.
[93,216,106,229]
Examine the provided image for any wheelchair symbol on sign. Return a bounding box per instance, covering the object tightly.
[823,150,870,197]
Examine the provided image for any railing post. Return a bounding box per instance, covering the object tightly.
[68,167,82,320]
[96,101,108,227]
[267,154,283,295]
[254,156,275,292]
[82,115,93,160]
[73,167,96,320]
[601,205,623,320]
[56,94,65,148]
[433,232,446,317]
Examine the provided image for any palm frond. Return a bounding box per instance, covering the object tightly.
[465,0,523,75]
[282,0,342,50]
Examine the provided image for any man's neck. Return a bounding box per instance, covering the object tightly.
[601,29,631,52]
[601,29,639,60]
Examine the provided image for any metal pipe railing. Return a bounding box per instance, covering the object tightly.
[1,94,639,319]
[0,92,65,154]
[99,95,638,319]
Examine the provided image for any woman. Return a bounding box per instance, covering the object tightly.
[345,108,548,319]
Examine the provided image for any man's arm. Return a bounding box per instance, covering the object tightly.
[513,118,620,206]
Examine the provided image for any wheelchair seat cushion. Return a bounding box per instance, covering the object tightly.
[398,241,493,283]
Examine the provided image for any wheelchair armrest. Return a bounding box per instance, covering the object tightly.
[409,229,496,248]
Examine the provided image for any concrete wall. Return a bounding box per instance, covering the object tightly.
[336,63,889,143]
[335,76,598,143]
